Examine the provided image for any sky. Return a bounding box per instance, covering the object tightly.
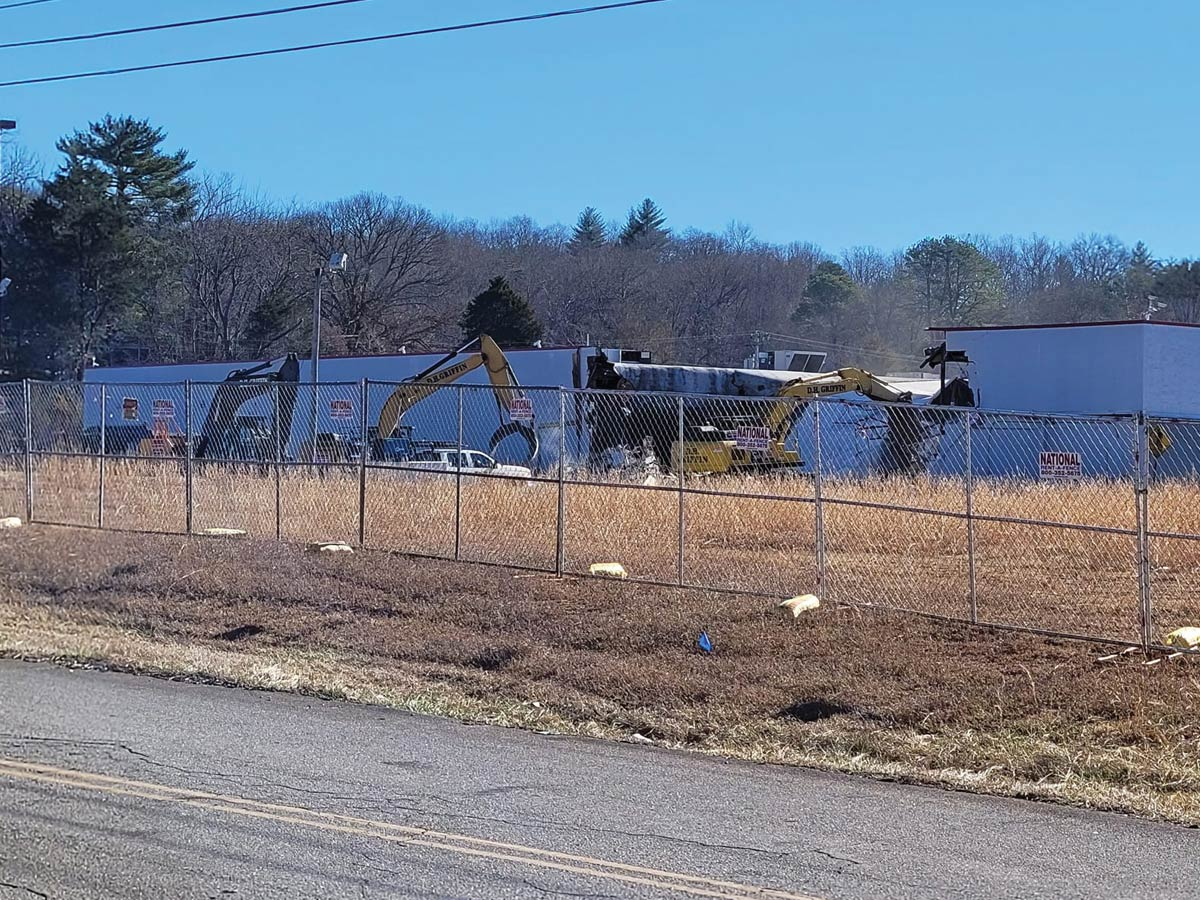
[0,0,1197,257]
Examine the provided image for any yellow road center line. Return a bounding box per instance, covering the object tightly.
[0,758,822,900]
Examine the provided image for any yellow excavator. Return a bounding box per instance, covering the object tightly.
[673,367,913,475]
[375,335,538,462]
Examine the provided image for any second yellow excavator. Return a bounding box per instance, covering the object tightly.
[671,367,912,474]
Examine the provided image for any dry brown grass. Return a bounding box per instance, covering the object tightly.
[1,525,1199,825]
[5,455,1200,644]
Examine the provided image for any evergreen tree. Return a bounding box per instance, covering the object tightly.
[1152,261,1200,323]
[13,116,194,375]
[1123,241,1159,317]
[619,198,669,249]
[792,261,860,332]
[903,236,1005,325]
[569,206,607,251]
[460,276,544,345]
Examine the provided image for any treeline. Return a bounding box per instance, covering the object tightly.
[1,115,1198,379]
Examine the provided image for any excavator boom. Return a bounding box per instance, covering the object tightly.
[194,353,300,460]
[376,335,537,462]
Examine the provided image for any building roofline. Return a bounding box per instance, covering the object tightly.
[87,345,598,371]
[929,319,1200,333]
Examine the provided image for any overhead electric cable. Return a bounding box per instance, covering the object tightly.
[0,0,381,50]
[0,0,57,10]
[0,0,669,88]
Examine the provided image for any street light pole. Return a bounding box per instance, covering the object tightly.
[311,266,323,388]
[308,252,348,461]
[0,120,15,180]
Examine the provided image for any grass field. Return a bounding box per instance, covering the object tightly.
[1,525,1198,825]
[2,453,1199,644]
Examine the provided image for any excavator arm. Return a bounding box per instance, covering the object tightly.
[761,367,912,441]
[377,335,538,462]
[194,353,300,460]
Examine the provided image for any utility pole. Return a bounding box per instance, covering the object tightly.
[751,330,768,368]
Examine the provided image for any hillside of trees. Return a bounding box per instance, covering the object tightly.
[1,116,1196,379]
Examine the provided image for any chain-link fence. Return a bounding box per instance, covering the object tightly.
[7,377,1199,648]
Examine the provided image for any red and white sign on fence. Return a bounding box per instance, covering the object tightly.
[508,397,534,423]
[152,399,175,421]
[1038,450,1082,480]
[734,425,771,452]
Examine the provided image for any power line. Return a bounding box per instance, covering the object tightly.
[0,0,669,89]
[0,0,381,51]
[0,0,57,10]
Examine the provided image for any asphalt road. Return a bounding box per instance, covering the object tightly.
[0,661,1194,900]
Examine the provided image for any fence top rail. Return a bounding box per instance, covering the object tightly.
[8,377,1169,427]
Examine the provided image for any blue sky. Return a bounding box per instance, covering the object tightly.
[1,0,1197,256]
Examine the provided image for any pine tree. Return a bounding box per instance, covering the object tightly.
[569,206,606,251]
[1124,241,1158,317]
[793,261,860,324]
[460,276,544,345]
[57,115,195,223]
[618,198,669,249]
[15,116,195,376]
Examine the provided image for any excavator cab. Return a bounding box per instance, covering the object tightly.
[194,353,300,461]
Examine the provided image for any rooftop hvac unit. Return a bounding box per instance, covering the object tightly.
[744,350,828,372]
[601,348,652,364]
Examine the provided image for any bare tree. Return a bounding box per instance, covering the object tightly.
[307,193,451,353]
[181,176,309,360]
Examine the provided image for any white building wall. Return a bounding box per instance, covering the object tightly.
[1139,325,1200,418]
[81,348,604,468]
[949,324,1145,416]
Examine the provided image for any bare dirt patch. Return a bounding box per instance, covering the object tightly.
[1,525,1198,824]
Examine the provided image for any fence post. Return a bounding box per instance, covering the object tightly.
[813,398,826,597]
[184,380,194,535]
[273,383,282,542]
[22,379,32,524]
[454,385,463,562]
[556,389,566,576]
[98,384,106,529]
[358,379,368,548]
[677,394,686,586]
[1135,413,1153,649]
[965,408,977,623]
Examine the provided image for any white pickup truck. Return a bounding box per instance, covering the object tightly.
[404,447,533,479]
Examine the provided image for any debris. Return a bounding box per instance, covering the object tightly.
[778,594,821,619]
[625,733,654,745]
[697,630,713,654]
[1097,647,1141,663]
[201,527,246,537]
[0,516,22,529]
[1164,627,1200,649]
[307,541,353,554]
[589,562,627,579]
